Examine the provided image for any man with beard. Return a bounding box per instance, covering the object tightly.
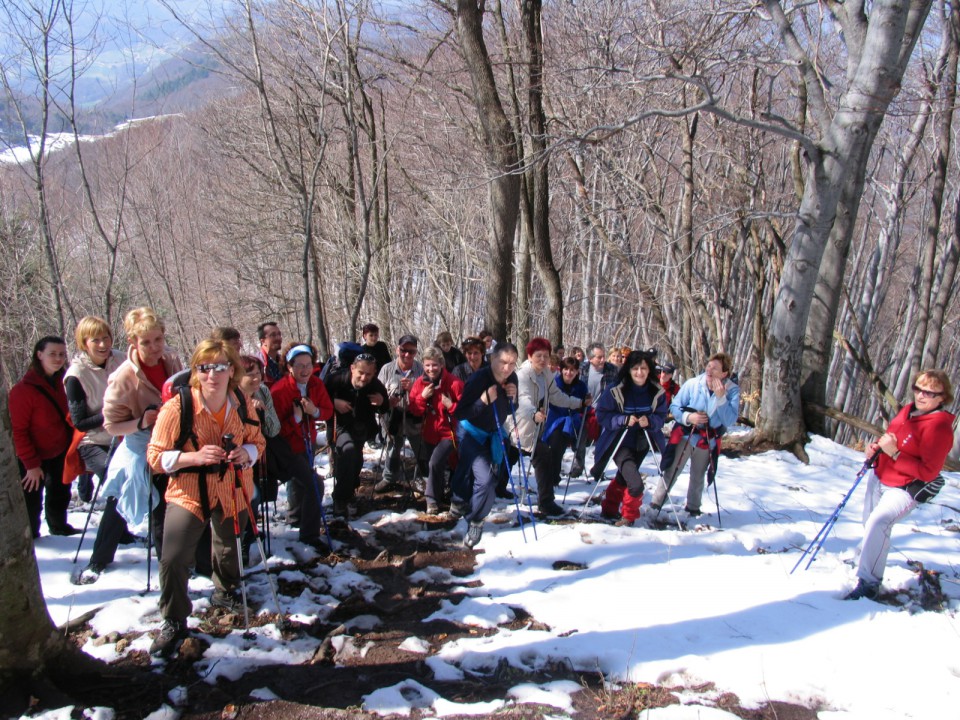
[450,343,519,548]
[324,354,389,517]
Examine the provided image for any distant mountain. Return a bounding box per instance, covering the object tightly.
[0,0,234,143]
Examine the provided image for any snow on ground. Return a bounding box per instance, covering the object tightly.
[28,432,960,719]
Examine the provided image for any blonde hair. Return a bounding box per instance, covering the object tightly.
[915,369,954,406]
[123,307,165,342]
[74,315,113,353]
[189,339,243,392]
[422,346,444,364]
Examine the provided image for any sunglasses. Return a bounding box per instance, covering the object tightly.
[197,362,230,374]
[398,347,418,355]
[912,385,944,399]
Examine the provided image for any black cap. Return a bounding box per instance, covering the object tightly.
[397,334,419,347]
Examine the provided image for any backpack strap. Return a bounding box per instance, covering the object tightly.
[34,382,72,431]
[172,386,211,522]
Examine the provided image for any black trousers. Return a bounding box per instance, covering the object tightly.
[19,454,70,536]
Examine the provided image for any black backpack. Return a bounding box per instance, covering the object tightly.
[173,385,259,520]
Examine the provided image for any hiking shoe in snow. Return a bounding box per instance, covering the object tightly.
[844,579,880,601]
[210,589,247,613]
[495,487,515,500]
[539,501,566,518]
[448,501,467,520]
[150,619,187,657]
[569,460,584,478]
[615,517,635,528]
[425,501,439,516]
[74,562,106,585]
[78,474,94,504]
[374,478,395,493]
[683,506,702,518]
[463,522,484,549]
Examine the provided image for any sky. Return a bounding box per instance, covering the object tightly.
[25,431,960,719]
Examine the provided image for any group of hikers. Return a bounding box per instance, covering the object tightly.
[9,307,956,656]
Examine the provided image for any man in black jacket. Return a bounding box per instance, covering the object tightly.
[324,354,389,517]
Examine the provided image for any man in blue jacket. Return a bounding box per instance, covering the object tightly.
[649,352,739,517]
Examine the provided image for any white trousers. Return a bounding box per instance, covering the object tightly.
[856,472,917,585]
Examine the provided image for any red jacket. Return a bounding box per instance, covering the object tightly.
[875,403,956,488]
[408,370,463,444]
[271,374,333,455]
[9,368,72,469]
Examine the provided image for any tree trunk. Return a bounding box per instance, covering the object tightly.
[758,0,932,448]
[456,0,521,341]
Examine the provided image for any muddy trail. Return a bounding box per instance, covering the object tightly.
[50,470,820,720]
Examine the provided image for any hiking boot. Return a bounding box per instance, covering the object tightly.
[210,589,247,613]
[569,460,584,478]
[150,619,187,657]
[495,487,515,500]
[463,521,484,549]
[332,501,349,519]
[448,501,467,520]
[615,517,635,528]
[374,478,394,493]
[539,500,566,518]
[425,501,439,516]
[683,506,702,518]
[118,530,141,545]
[78,474,94,504]
[844,578,880,601]
[302,536,330,554]
[49,524,80,536]
[600,510,621,522]
[74,562,106,585]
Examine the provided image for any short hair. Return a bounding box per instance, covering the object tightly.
[525,337,552,357]
[915,369,955,406]
[478,329,493,340]
[211,326,241,343]
[570,345,585,357]
[257,322,279,341]
[189,339,243,391]
[422,346,444,364]
[587,342,605,357]
[124,307,164,341]
[240,354,264,375]
[30,335,67,375]
[361,322,379,335]
[461,336,484,354]
[491,342,519,360]
[435,331,454,345]
[709,352,733,375]
[560,356,580,371]
[74,316,112,354]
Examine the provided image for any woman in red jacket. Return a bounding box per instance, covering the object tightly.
[9,336,75,537]
[847,369,956,600]
[409,347,463,515]
[270,344,333,549]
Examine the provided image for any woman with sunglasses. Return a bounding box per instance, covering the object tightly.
[846,369,955,601]
[146,339,265,656]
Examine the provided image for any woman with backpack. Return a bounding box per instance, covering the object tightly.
[9,336,75,538]
[146,338,265,657]
[846,369,956,601]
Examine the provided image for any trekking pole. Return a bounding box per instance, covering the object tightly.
[579,424,629,520]
[651,431,696,522]
[707,444,722,529]
[642,427,684,530]
[222,434,251,635]
[256,459,272,558]
[791,453,879,574]
[146,469,153,594]
[235,467,286,623]
[562,410,588,503]
[300,410,333,550]
[73,436,121,563]
[492,400,532,542]
[508,400,538,539]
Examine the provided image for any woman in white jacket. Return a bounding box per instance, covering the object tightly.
[508,338,582,517]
